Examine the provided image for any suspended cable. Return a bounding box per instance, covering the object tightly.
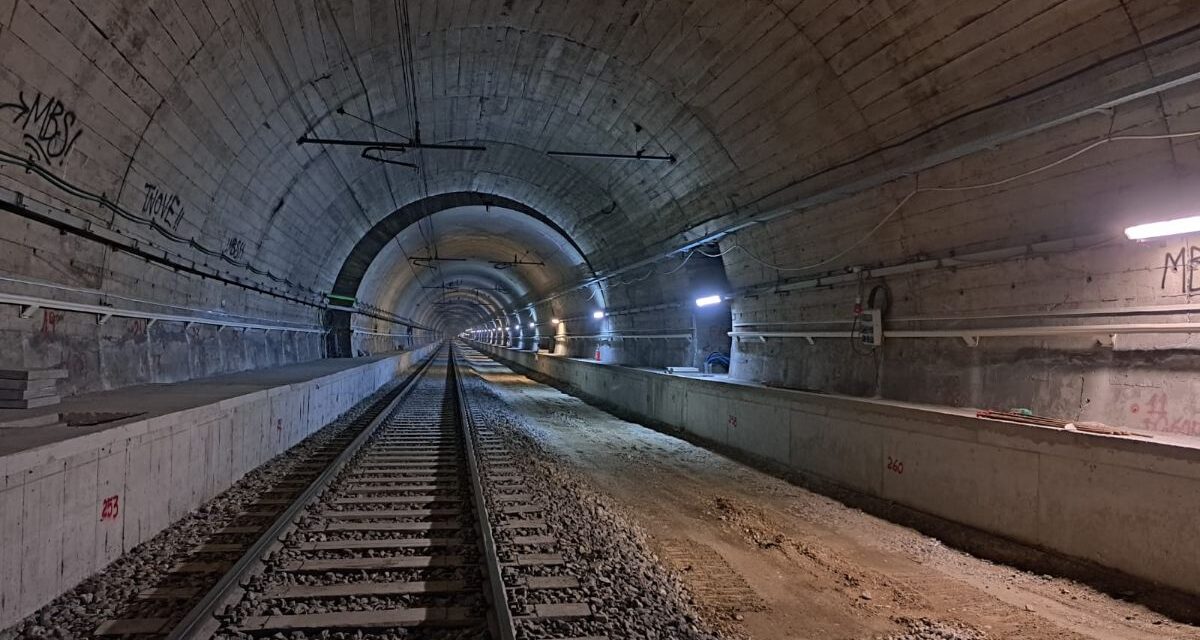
[0,149,320,298]
[727,128,1200,274]
[317,0,432,295]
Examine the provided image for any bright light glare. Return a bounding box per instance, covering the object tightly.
[1125,215,1200,240]
[695,295,723,307]
[592,310,605,319]
[551,318,560,325]
[528,322,536,329]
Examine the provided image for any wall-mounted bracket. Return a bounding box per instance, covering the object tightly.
[868,308,883,346]
[19,304,39,319]
[96,313,112,325]
[961,336,980,347]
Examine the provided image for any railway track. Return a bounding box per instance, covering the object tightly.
[95,344,605,640]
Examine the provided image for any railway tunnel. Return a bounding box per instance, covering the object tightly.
[3,1,1200,638]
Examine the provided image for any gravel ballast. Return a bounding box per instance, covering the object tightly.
[0,378,410,640]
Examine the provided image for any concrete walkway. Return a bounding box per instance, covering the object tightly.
[0,355,397,457]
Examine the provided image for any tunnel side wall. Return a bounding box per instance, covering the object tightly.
[0,343,436,630]
[474,342,1200,597]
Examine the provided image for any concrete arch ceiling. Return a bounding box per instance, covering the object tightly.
[53,0,1181,315]
[355,204,589,331]
[123,1,747,297]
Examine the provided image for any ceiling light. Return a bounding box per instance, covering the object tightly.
[1125,215,1200,240]
[695,295,723,307]
[592,310,605,319]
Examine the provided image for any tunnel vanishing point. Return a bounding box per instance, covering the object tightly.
[3,2,1200,639]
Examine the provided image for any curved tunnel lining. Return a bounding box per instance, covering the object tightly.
[328,191,598,354]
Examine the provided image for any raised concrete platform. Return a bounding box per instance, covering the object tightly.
[471,342,1200,597]
[0,344,437,629]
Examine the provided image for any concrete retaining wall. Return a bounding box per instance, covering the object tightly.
[0,344,436,629]
[474,342,1200,596]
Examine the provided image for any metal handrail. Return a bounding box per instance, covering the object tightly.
[0,291,325,333]
[730,321,1200,348]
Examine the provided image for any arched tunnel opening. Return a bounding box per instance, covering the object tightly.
[3,3,1200,639]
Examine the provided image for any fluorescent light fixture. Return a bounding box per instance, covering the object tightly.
[1125,215,1200,240]
[551,318,560,325]
[592,310,605,319]
[695,294,723,307]
[528,322,536,329]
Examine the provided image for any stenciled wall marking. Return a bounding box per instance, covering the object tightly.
[0,90,84,165]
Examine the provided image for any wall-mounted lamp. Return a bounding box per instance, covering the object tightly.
[1125,215,1200,240]
[592,310,606,319]
[551,318,560,325]
[528,322,536,329]
[695,294,723,308]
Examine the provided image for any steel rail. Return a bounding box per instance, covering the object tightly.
[449,342,518,640]
[165,345,444,640]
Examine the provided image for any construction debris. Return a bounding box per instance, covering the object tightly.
[975,410,1151,439]
[0,368,67,409]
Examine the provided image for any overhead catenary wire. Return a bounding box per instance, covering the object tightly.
[315,0,433,297]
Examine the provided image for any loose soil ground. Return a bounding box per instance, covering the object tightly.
[463,353,1200,640]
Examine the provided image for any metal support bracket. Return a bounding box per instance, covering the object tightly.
[96,313,112,326]
[19,304,39,319]
[961,336,980,347]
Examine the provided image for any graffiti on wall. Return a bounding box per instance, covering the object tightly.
[1160,246,1200,293]
[223,236,246,260]
[142,183,185,230]
[0,90,84,165]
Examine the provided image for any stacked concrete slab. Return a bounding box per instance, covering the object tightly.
[0,344,437,630]
[0,369,67,409]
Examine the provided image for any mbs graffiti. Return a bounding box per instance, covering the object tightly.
[0,90,83,165]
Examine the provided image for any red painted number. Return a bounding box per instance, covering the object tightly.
[887,456,904,475]
[100,495,120,521]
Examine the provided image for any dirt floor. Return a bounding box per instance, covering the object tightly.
[461,352,1200,640]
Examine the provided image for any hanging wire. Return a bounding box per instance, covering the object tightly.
[0,149,320,298]
[729,128,1200,274]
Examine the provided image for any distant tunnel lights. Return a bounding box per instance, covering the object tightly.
[528,322,536,329]
[695,295,723,307]
[1125,215,1200,240]
[592,310,605,319]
